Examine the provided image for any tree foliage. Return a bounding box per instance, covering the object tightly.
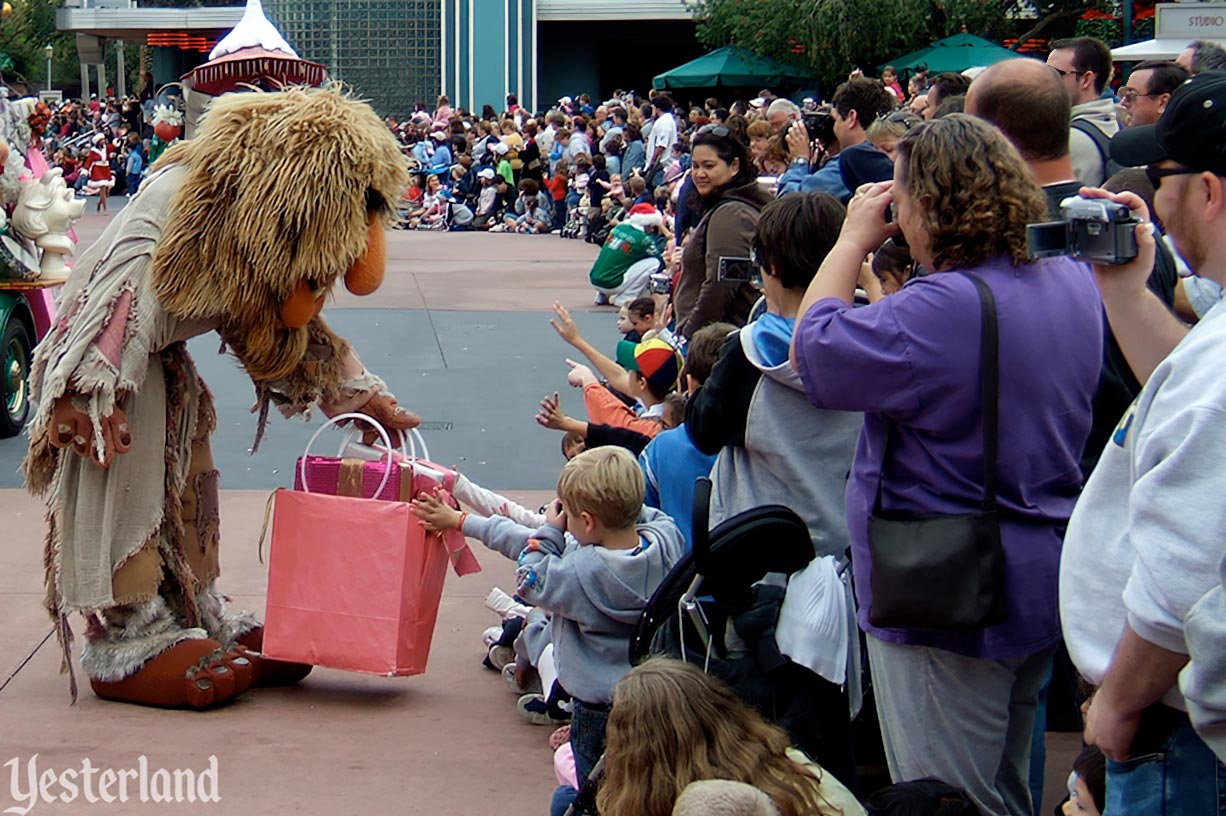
[688,0,1104,92]
[0,0,79,86]
[0,0,140,94]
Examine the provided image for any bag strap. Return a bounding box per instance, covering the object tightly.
[872,272,999,513]
[962,272,999,509]
[1070,119,1110,166]
[1070,119,1120,178]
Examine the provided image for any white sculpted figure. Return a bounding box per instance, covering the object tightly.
[11,168,86,278]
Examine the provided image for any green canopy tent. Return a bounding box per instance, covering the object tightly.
[653,45,815,90]
[880,33,1023,74]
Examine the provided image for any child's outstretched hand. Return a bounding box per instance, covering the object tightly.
[535,392,568,430]
[550,302,582,347]
[565,359,598,388]
[412,488,463,532]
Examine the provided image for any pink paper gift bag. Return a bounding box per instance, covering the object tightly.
[262,488,449,676]
[262,414,479,676]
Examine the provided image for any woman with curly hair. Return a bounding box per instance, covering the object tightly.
[597,658,863,816]
[789,114,1104,816]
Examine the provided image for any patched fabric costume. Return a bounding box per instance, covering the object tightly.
[24,86,413,708]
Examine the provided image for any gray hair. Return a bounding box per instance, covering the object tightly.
[765,98,800,119]
[1190,40,1226,73]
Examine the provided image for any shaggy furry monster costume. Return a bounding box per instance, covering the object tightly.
[23,86,414,709]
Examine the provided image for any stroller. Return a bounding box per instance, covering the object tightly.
[564,479,819,815]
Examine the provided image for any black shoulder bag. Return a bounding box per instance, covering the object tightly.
[866,273,1007,632]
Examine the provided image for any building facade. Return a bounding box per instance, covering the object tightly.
[266,0,441,116]
[57,0,697,115]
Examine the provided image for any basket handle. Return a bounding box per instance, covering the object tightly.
[298,413,394,498]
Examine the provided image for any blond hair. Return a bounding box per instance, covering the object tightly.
[598,658,841,816]
[557,447,644,530]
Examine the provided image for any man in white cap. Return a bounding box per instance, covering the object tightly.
[427,127,453,175]
[472,166,507,230]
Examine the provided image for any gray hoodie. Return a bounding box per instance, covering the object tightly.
[463,507,685,703]
[710,327,863,559]
[1069,97,1120,187]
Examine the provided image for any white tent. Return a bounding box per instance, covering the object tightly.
[1112,37,1226,60]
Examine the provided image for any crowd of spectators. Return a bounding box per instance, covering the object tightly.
[404,35,1226,816]
[28,85,156,213]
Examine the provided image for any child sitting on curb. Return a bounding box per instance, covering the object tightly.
[412,447,685,805]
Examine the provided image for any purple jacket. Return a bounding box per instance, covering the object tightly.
[794,256,1102,659]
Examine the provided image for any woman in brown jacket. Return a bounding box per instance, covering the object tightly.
[674,124,771,339]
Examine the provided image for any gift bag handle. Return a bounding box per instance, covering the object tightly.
[336,425,431,465]
[299,412,394,498]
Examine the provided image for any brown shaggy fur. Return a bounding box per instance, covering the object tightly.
[150,85,408,383]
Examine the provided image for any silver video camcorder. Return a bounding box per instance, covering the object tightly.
[1026,196,1140,266]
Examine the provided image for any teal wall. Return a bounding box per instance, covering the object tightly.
[471,0,505,114]
[443,0,535,113]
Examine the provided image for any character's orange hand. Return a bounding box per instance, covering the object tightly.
[49,395,132,467]
[361,392,421,448]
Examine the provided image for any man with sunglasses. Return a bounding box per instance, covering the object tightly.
[1047,37,1119,186]
[1060,71,1226,815]
[1120,61,1189,127]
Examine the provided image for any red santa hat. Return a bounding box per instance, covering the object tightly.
[627,203,662,230]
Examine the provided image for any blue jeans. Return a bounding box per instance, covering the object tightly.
[1029,675,1050,816]
[1106,707,1226,815]
[571,700,609,784]
[549,700,609,816]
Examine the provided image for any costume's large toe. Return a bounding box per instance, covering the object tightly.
[235,626,314,687]
[89,638,250,710]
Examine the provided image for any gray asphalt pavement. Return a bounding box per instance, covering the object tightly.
[0,306,616,491]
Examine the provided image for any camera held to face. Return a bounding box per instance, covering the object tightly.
[803,110,836,146]
[1026,197,1140,266]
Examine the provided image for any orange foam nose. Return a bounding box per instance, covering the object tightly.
[281,279,316,329]
[344,215,386,296]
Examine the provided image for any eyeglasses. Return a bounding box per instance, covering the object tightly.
[1050,66,1087,79]
[1120,89,1162,103]
[1145,164,1200,189]
[696,123,731,138]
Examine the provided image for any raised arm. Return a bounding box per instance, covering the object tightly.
[1082,188,1188,385]
[549,301,633,394]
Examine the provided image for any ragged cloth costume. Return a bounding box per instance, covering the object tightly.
[23,86,413,709]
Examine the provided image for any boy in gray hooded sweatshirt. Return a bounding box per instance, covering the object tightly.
[412,445,684,788]
[685,191,862,788]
